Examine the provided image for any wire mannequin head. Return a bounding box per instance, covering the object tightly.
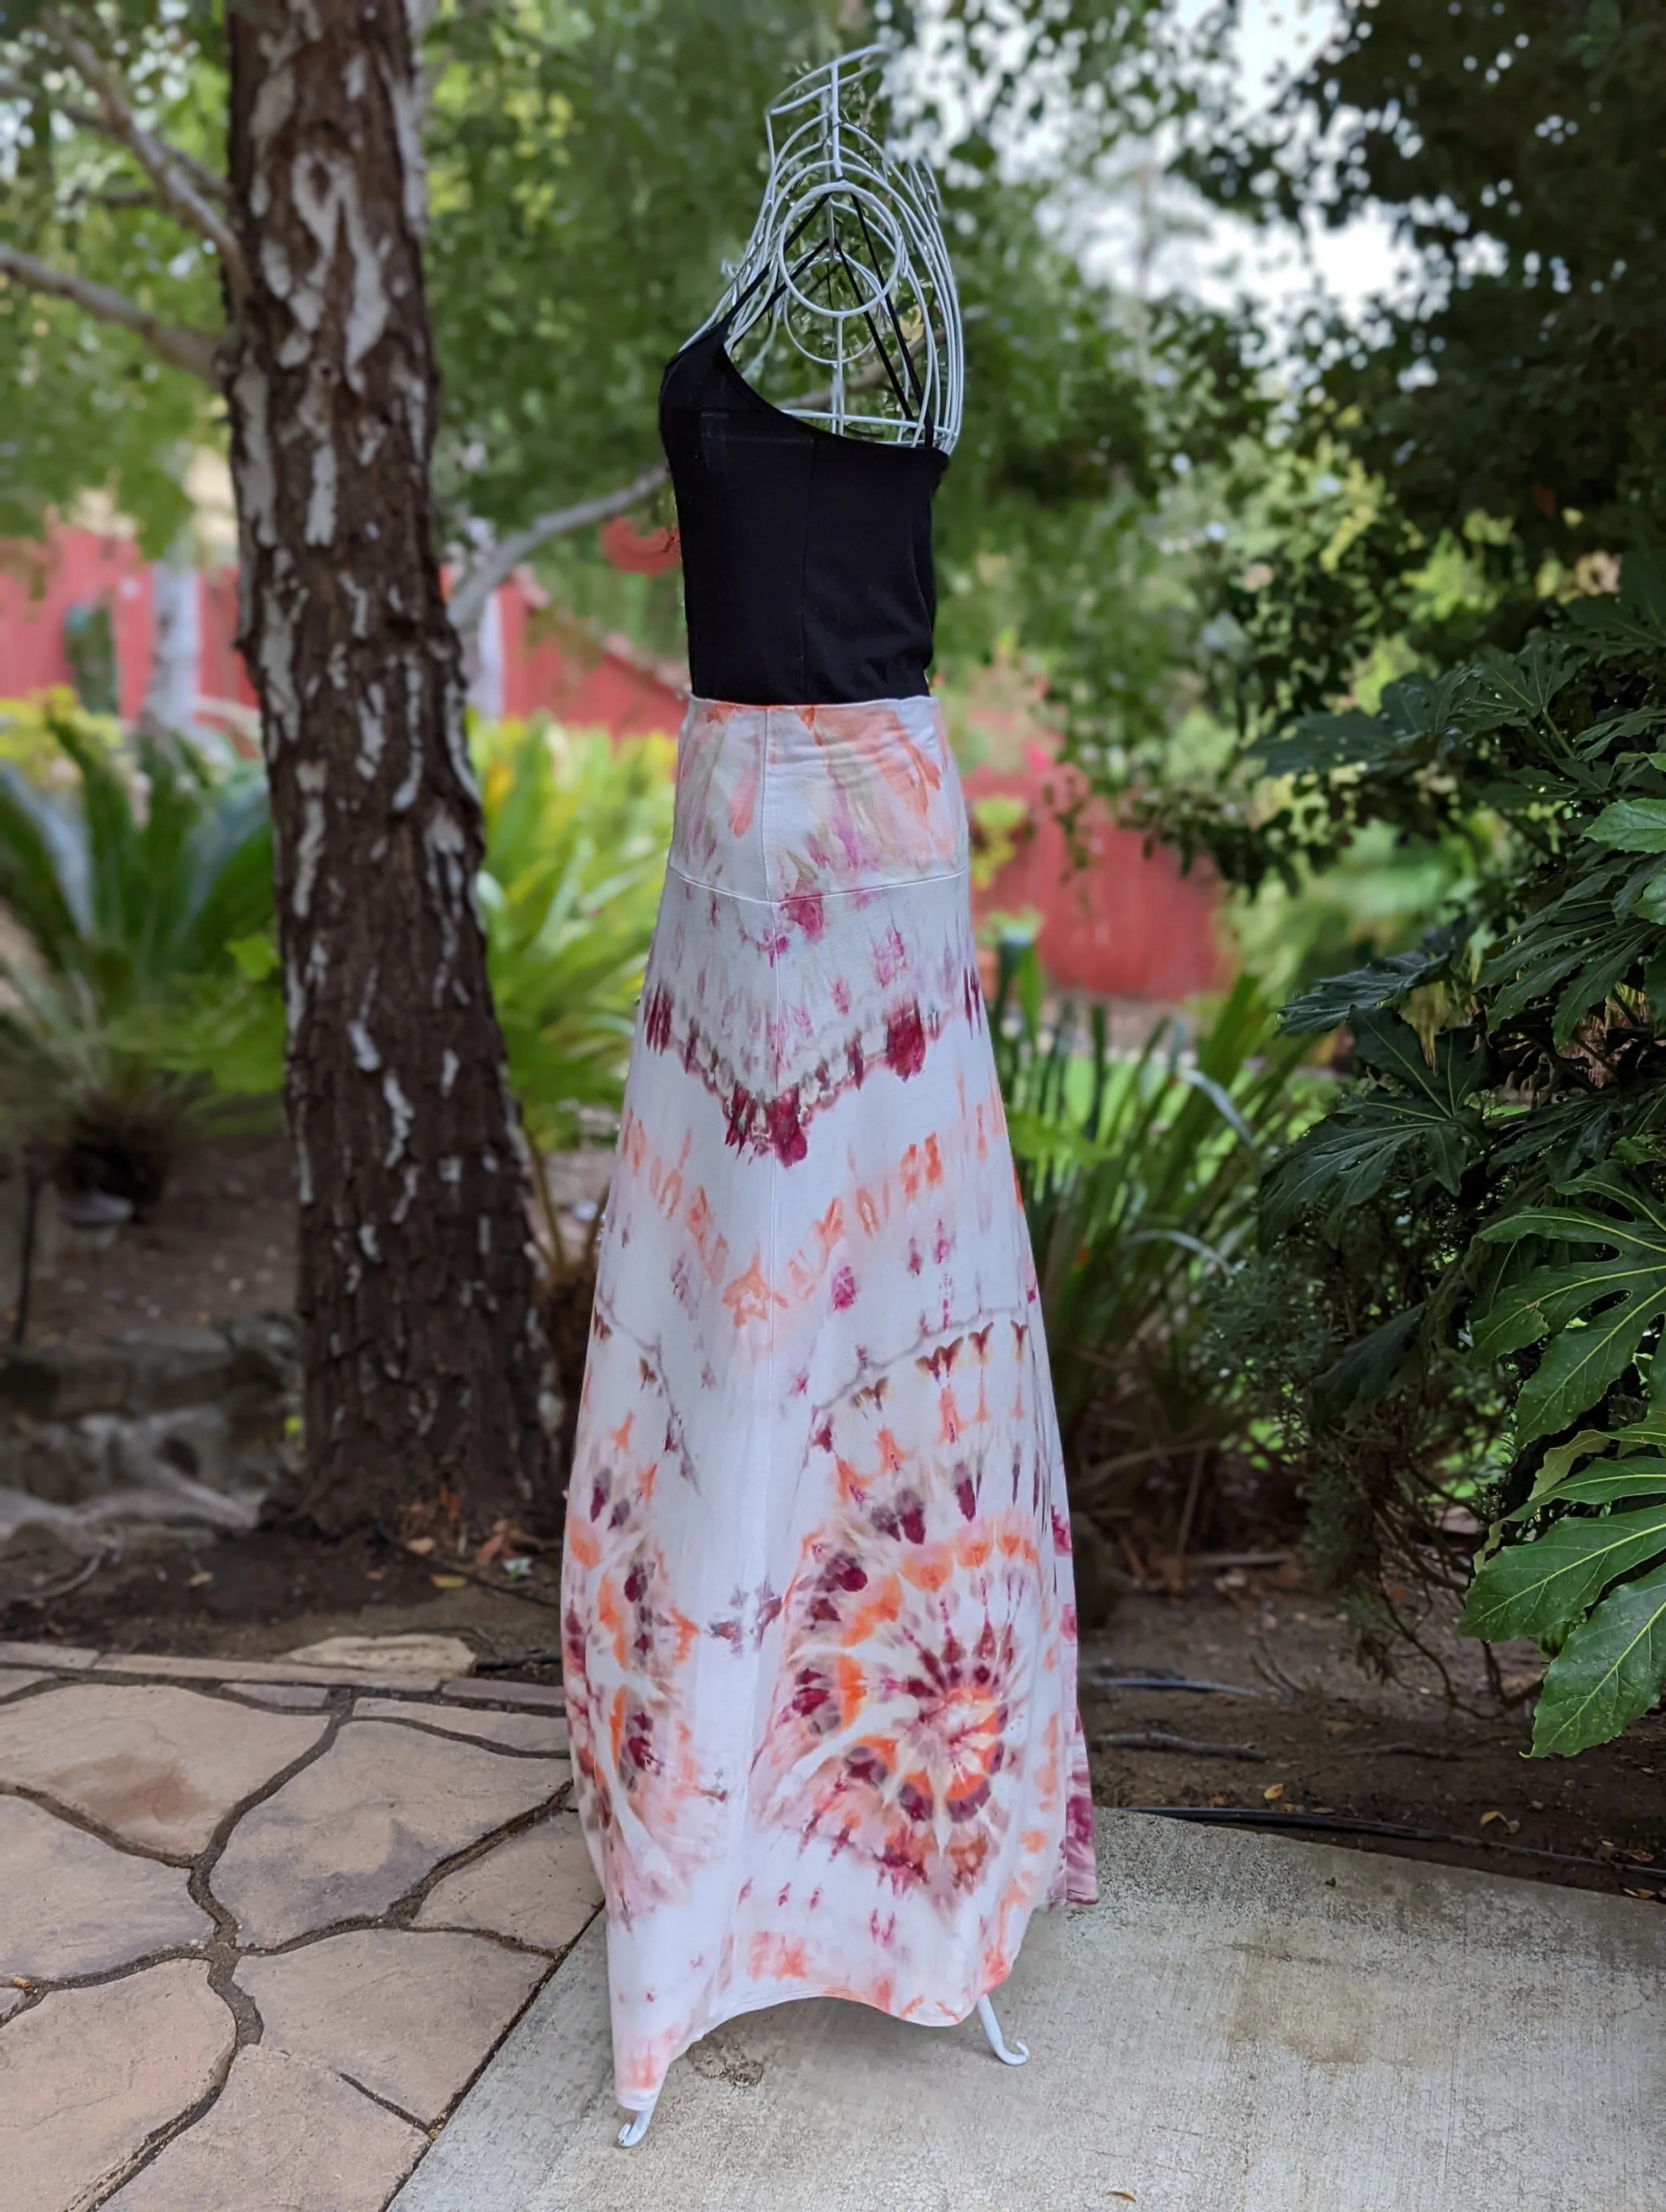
[701,46,963,452]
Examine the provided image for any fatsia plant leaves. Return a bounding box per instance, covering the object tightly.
[1459,1500,1666,1643]
[1529,1561,1666,1757]
[1462,1491,1666,1757]
[1260,1013,1489,1242]
[1278,946,1443,1037]
[1472,1167,1666,1441]
[1564,552,1666,661]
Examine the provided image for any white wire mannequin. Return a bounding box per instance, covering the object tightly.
[683,43,963,453]
[617,49,1021,2159]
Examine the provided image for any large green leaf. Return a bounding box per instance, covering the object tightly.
[1278,947,1441,1037]
[1530,1561,1666,1757]
[1565,555,1666,661]
[1474,1168,1666,1439]
[1587,796,1666,853]
[1466,636,1577,731]
[1255,667,1477,781]
[1507,1461,1666,1518]
[1477,866,1657,1043]
[1260,1015,1488,1240]
[1459,1501,1666,1642]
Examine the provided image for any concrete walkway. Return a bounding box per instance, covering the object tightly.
[3,1637,1661,2210]
[397,1814,1664,2212]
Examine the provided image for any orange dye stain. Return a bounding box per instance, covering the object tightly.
[842,1578,902,1647]
[875,1428,906,1474]
[723,1254,783,1327]
[901,1546,953,1593]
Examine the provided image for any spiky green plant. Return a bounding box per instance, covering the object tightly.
[475,717,675,1158]
[0,698,278,1207]
[991,948,1315,1507]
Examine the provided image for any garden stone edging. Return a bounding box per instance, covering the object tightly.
[0,1313,299,1535]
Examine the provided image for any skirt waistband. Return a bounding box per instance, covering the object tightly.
[670,695,968,901]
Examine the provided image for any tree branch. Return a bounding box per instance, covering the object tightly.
[0,239,220,383]
[39,15,246,289]
[0,69,228,205]
[448,464,669,637]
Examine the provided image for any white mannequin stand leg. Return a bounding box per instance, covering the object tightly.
[617,1994,1028,2144]
[617,2091,658,2147]
[976,1994,1029,2066]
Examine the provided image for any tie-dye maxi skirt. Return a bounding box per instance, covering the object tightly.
[561,693,1098,2112]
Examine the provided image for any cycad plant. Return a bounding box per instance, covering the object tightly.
[991,946,1314,1519]
[0,698,278,1209]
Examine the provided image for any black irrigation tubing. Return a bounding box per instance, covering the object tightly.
[1081,1673,1268,1699]
[1095,1732,1264,1763]
[1128,1805,1666,1886]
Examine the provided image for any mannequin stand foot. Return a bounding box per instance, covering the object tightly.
[617,2092,659,2147]
[977,1994,1029,2066]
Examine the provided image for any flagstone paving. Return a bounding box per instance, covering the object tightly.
[0,1639,596,2211]
[0,1795,212,1980]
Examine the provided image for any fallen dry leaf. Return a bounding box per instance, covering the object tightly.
[405,1536,437,1556]
[1108,2192,1138,2203]
[1262,1783,1285,1803]
[430,1573,467,1591]
[187,1571,213,1589]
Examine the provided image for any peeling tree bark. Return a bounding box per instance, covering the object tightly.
[224,0,558,1535]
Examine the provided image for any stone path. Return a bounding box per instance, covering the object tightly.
[0,1639,597,2211]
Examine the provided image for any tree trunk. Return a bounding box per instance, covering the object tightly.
[223,0,558,1536]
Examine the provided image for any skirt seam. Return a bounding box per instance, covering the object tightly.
[665,859,971,902]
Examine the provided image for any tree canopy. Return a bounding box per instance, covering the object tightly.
[1191,0,1665,566]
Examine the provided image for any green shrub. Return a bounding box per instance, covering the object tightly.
[1242,554,1666,1752]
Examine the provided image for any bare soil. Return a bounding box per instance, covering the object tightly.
[14,1133,297,1346]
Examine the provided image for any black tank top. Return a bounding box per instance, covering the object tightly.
[659,317,949,706]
